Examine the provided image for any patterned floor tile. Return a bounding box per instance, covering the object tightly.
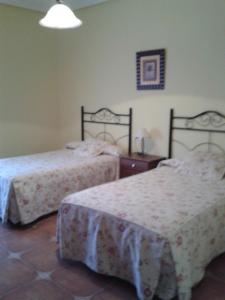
[36,271,53,281]
[35,214,57,234]
[74,291,105,300]
[0,214,224,300]
[0,224,11,238]
[0,259,36,297]
[94,280,138,300]
[1,222,56,252]
[2,279,74,300]
[1,229,44,252]
[0,245,8,260]
[7,250,28,260]
[206,253,225,281]
[74,297,93,300]
[192,276,225,300]
[22,242,59,271]
[50,235,57,243]
[52,264,106,297]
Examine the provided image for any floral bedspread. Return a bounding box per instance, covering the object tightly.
[57,165,225,300]
[0,150,118,224]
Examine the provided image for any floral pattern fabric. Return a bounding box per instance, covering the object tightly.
[57,165,225,300]
[162,151,225,181]
[65,138,124,157]
[0,150,119,224]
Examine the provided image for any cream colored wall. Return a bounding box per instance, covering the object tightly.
[1,1,225,158]
[0,5,60,158]
[58,0,225,156]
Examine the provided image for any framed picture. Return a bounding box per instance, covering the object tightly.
[136,49,165,90]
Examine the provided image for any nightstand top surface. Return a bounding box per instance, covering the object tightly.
[121,153,166,162]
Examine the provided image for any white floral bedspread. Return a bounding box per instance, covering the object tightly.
[0,150,118,224]
[57,166,225,300]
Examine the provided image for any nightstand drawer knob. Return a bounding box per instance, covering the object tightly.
[131,163,136,168]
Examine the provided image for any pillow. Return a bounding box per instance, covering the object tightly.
[83,138,125,156]
[176,151,225,181]
[102,144,124,157]
[64,141,81,150]
[158,158,182,169]
[71,138,108,158]
[72,145,103,157]
[85,138,108,148]
[67,138,125,158]
[72,140,104,157]
[65,138,107,151]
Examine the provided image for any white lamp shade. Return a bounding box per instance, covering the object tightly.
[39,3,82,29]
[135,128,149,140]
[135,128,149,154]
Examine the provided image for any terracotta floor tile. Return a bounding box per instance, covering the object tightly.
[52,263,107,297]
[60,259,113,284]
[0,224,5,235]
[1,215,225,300]
[0,259,36,297]
[1,222,56,252]
[22,242,59,272]
[2,231,43,252]
[2,279,73,300]
[192,276,225,300]
[0,224,11,238]
[207,253,225,281]
[35,214,57,232]
[0,245,8,260]
[95,280,138,300]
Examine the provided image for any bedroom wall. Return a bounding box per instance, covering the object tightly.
[58,0,225,156]
[0,5,60,158]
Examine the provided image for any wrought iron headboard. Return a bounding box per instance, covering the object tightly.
[81,106,133,155]
[168,109,225,158]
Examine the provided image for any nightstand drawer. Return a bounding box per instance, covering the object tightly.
[148,161,161,169]
[120,168,140,178]
[119,153,166,179]
[120,158,149,171]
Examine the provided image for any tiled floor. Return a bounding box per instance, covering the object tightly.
[0,214,225,300]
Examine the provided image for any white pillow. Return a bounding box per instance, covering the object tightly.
[72,144,103,157]
[67,138,125,158]
[103,144,124,157]
[64,141,81,150]
[177,151,225,181]
[65,138,107,150]
[158,158,181,169]
[72,138,107,158]
[83,138,125,156]
[85,138,108,148]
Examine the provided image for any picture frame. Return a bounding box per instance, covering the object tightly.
[136,49,165,90]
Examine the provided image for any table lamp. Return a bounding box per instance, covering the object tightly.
[135,128,149,155]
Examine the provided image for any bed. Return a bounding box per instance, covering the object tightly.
[57,109,225,300]
[0,107,133,224]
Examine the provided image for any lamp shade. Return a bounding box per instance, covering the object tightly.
[135,128,149,155]
[39,3,82,29]
[135,128,149,140]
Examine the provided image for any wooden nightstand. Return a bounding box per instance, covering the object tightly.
[120,153,166,178]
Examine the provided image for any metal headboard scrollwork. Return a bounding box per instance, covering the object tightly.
[81,106,133,154]
[168,109,225,158]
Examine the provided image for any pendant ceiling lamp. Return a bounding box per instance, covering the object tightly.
[39,0,82,29]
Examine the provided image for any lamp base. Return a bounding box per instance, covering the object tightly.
[137,151,145,156]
